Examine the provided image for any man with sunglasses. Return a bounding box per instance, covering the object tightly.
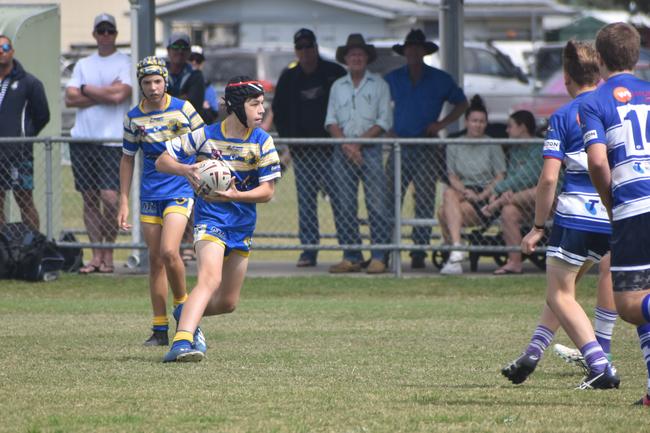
[65,13,132,274]
[0,35,50,232]
[272,28,346,267]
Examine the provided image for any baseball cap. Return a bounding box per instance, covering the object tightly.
[167,32,191,48]
[93,13,116,30]
[293,28,316,45]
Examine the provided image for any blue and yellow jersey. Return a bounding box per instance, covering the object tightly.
[123,95,204,200]
[166,121,282,232]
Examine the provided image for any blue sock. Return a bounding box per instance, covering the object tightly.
[642,294,650,323]
[152,325,168,332]
[637,323,650,395]
[525,325,554,358]
[173,303,184,322]
[594,307,617,355]
[580,341,608,374]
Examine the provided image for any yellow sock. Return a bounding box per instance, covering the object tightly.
[173,330,193,344]
[173,294,188,307]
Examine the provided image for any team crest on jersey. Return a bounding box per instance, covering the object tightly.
[613,86,632,103]
[167,119,183,133]
[135,124,147,137]
[11,81,18,90]
[211,149,223,160]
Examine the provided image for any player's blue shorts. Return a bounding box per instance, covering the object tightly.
[546,224,610,267]
[140,198,194,225]
[611,212,650,292]
[193,222,252,257]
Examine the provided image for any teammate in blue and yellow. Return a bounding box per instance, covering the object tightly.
[118,56,205,346]
[156,76,281,362]
[501,41,619,390]
[581,22,650,405]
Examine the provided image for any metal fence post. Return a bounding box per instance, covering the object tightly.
[393,141,402,278]
[44,137,53,240]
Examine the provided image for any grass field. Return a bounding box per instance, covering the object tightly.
[1,273,648,433]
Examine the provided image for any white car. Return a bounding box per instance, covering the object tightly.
[370,40,531,124]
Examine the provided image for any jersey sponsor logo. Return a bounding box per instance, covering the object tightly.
[141,201,156,214]
[633,162,647,174]
[583,130,598,143]
[585,199,599,215]
[613,86,632,103]
[543,139,560,152]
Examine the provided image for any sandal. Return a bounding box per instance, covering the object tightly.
[98,263,114,274]
[493,267,523,275]
[79,263,101,274]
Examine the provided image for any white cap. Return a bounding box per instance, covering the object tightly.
[93,13,116,30]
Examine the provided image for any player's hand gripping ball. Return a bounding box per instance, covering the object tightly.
[197,159,233,195]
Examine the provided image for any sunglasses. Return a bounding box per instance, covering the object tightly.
[295,42,315,50]
[95,28,117,35]
[0,43,12,53]
[168,44,189,51]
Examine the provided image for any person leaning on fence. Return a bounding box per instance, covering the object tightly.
[480,110,541,275]
[437,95,506,275]
[118,57,205,347]
[166,32,206,264]
[502,39,619,390]
[0,34,50,232]
[383,29,468,269]
[325,34,393,274]
[64,13,132,274]
[272,28,346,268]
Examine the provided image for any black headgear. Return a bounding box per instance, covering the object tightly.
[224,76,265,128]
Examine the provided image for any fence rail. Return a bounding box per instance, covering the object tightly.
[0,135,547,277]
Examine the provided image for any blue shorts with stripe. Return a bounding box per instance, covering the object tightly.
[546,224,610,267]
[140,198,194,225]
[611,212,650,292]
[193,223,253,257]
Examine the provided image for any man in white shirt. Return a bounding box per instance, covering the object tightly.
[65,13,132,274]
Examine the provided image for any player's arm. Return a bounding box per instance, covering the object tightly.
[205,180,275,204]
[155,151,201,191]
[587,143,613,219]
[521,157,561,254]
[118,153,135,230]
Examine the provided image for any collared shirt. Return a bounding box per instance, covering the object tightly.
[325,70,392,138]
[384,64,466,137]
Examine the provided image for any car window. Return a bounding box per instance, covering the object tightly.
[204,54,257,87]
[467,48,507,76]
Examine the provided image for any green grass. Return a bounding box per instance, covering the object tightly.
[0,274,647,432]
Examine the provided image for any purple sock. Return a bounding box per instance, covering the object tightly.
[525,325,554,358]
[580,341,608,374]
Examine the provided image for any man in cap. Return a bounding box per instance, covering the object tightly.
[0,34,50,232]
[65,13,132,274]
[272,28,346,267]
[165,32,206,262]
[384,29,468,269]
[325,34,393,274]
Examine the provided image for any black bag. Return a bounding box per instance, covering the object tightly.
[0,223,65,281]
[57,231,83,273]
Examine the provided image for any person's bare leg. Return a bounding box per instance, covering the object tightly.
[14,190,39,231]
[160,212,189,301]
[442,188,463,245]
[500,204,523,272]
[99,189,119,270]
[81,189,103,268]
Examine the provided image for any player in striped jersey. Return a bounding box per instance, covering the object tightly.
[581,23,650,405]
[156,76,281,362]
[118,57,204,346]
[501,41,619,390]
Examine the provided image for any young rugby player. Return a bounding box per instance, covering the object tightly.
[581,22,650,405]
[156,76,281,362]
[118,57,204,346]
[502,41,619,389]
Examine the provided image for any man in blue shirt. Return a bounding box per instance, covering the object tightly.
[384,29,468,269]
[582,22,650,405]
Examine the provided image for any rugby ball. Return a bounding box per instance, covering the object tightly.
[197,159,232,195]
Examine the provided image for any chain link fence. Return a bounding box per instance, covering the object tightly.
[0,136,547,276]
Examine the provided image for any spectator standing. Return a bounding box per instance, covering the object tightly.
[64,13,132,274]
[166,32,205,262]
[384,29,468,269]
[0,35,49,232]
[325,34,393,274]
[188,50,219,124]
[272,28,346,267]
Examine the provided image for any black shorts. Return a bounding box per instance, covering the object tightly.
[465,185,494,227]
[546,225,610,266]
[0,157,34,191]
[611,212,650,292]
[69,142,121,192]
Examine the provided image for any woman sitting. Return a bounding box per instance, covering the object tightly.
[481,110,541,275]
[438,95,506,275]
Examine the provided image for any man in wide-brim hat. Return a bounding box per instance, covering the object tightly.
[325,33,393,274]
[383,28,468,270]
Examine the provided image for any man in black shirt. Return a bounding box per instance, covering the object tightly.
[272,28,346,267]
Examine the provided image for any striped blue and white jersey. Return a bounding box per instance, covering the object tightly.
[166,121,282,232]
[580,73,650,221]
[123,95,204,200]
[543,91,611,234]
